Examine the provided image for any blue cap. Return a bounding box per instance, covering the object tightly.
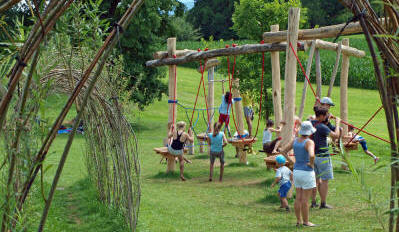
[276,155,286,164]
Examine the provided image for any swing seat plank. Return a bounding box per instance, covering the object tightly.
[228,138,257,148]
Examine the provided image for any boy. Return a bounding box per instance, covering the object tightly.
[348,126,379,164]
[271,155,293,212]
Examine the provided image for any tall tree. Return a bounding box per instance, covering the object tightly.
[187,0,238,40]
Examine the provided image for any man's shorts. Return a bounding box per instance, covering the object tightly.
[244,106,253,118]
[278,181,292,198]
[293,170,316,190]
[210,151,225,164]
[218,114,230,126]
[314,156,334,180]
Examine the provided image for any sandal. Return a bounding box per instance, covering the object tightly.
[303,223,317,227]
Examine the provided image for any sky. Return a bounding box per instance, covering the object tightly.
[179,0,195,10]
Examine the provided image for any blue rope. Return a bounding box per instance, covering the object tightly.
[176,102,218,111]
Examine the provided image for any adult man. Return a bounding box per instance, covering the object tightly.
[310,108,341,209]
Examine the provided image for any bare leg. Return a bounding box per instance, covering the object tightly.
[245,116,252,137]
[209,161,214,181]
[302,189,315,226]
[319,180,329,204]
[294,188,303,224]
[178,156,185,181]
[281,197,289,208]
[311,178,320,203]
[219,163,224,182]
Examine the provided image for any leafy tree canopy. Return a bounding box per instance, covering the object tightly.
[232,0,308,40]
[187,0,238,40]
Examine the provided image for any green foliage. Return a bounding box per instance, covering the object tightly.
[169,16,202,41]
[187,0,238,39]
[232,0,308,40]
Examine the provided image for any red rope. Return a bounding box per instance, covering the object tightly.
[190,51,206,126]
[252,42,265,139]
[201,52,211,128]
[289,42,390,144]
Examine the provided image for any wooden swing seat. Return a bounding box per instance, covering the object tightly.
[153,147,188,158]
[228,138,257,148]
[264,154,295,170]
[340,136,359,151]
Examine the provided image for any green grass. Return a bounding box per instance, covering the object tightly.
[23,54,390,231]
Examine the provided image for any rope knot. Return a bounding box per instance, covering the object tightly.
[204,48,209,51]
[260,40,264,44]
[197,48,201,52]
[173,55,177,58]
[232,43,237,47]
[225,45,229,48]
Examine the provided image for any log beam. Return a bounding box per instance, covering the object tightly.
[153,49,196,59]
[307,39,365,58]
[263,18,385,43]
[146,43,306,67]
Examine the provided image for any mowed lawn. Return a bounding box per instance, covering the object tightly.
[38,66,390,232]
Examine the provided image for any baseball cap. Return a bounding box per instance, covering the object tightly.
[320,97,334,106]
[276,155,286,164]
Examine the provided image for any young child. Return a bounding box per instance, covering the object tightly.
[207,122,228,182]
[348,126,379,164]
[218,92,234,137]
[262,119,284,154]
[271,155,293,212]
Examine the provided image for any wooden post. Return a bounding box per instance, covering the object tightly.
[280,7,300,147]
[270,24,283,125]
[327,41,342,97]
[166,155,176,173]
[298,40,316,120]
[232,78,247,163]
[167,37,177,129]
[340,38,350,135]
[315,48,322,98]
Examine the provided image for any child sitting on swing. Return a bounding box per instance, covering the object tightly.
[263,119,285,154]
[348,125,379,164]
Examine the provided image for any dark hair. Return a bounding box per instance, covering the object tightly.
[224,92,232,104]
[348,125,354,131]
[213,122,222,136]
[315,108,328,117]
[266,119,274,127]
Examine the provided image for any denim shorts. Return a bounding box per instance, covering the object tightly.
[278,181,292,198]
[244,106,253,118]
[314,156,333,180]
[210,151,225,164]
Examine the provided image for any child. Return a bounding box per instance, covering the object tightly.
[218,92,234,137]
[207,122,228,182]
[262,119,284,154]
[271,155,293,212]
[348,126,379,164]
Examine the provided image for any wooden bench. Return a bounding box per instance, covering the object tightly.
[228,138,257,163]
[154,147,188,173]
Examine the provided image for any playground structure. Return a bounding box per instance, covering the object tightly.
[146,7,390,172]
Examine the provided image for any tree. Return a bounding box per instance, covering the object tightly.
[232,0,308,40]
[100,0,183,109]
[187,0,238,40]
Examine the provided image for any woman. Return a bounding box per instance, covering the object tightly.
[168,121,194,181]
[218,92,234,137]
[281,121,317,227]
[207,122,228,182]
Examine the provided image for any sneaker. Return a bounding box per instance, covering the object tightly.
[311,202,319,208]
[374,157,380,164]
[320,203,333,209]
[285,207,290,212]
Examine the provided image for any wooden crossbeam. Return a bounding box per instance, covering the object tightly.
[146,42,306,67]
[263,18,385,43]
[308,39,365,58]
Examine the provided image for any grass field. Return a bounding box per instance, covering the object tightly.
[30,62,392,232]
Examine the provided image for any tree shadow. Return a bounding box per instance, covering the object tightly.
[151,171,192,180]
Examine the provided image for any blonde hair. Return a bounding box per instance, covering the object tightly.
[176,121,186,130]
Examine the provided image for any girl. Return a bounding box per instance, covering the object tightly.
[281,121,317,227]
[168,121,194,181]
[218,92,234,137]
[262,119,284,154]
[207,122,228,182]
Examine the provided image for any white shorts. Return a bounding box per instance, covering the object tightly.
[293,170,316,190]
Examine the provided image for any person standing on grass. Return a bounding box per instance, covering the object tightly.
[271,155,293,212]
[348,125,379,164]
[242,92,254,137]
[218,92,234,137]
[310,108,341,209]
[168,121,194,181]
[281,121,317,227]
[207,122,228,182]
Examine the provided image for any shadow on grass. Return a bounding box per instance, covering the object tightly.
[50,178,129,232]
[129,121,154,132]
[228,162,259,168]
[193,154,209,160]
[257,194,280,204]
[152,171,192,180]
